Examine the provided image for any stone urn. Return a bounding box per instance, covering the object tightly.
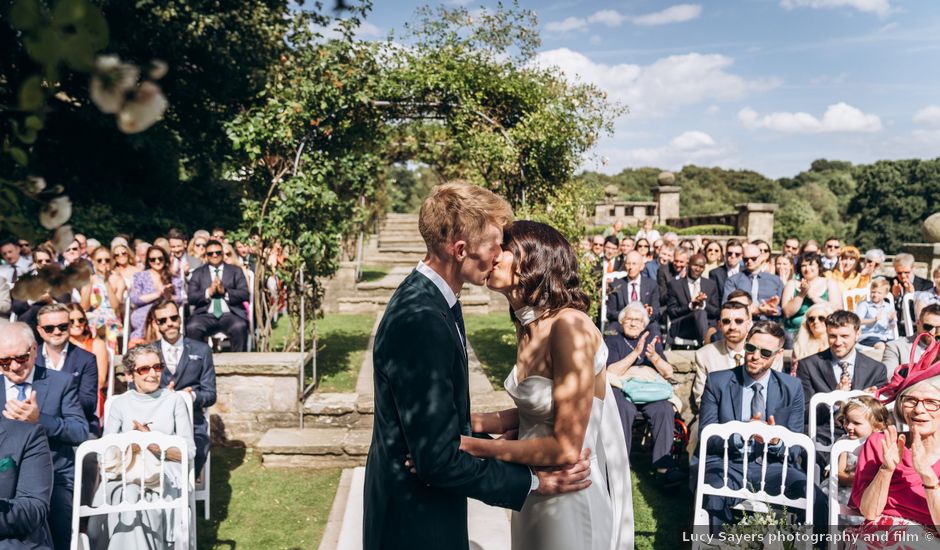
[923,212,940,243]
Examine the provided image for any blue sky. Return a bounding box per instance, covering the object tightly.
[354,0,940,178]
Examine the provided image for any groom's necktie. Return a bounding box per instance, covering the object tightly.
[451,301,466,349]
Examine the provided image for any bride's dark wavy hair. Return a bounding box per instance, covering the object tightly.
[504,220,590,316]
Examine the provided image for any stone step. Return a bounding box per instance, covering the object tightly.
[258,427,371,469]
[378,236,424,248]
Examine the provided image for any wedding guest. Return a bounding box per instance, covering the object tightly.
[703,241,723,278]
[914,266,940,320]
[65,303,108,420]
[774,255,794,283]
[185,240,250,352]
[666,253,719,345]
[88,343,194,550]
[587,235,604,262]
[0,417,54,548]
[862,249,885,278]
[606,303,683,487]
[891,253,934,336]
[691,301,752,413]
[635,218,660,244]
[796,311,887,449]
[634,238,651,261]
[827,246,873,293]
[724,244,784,321]
[801,240,820,256]
[606,251,661,334]
[0,322,88,550]
[792,303,835,362]
[783,253,842,335]
[857,278,897,350]
[752,239,773,273]
[783,237,801,261]
[110,243,140,288]
[80,246,124,350]
[598,236,623,274]
[642,243,674,281]
[129,246,183,345]
[822,237,841,271]
[0,237,33,283]
[709,240,743,301]
[882,304,940,379]
[657,247,688,307]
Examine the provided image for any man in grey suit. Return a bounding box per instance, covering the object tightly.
[882,303,940,379]
[796,310,887,448]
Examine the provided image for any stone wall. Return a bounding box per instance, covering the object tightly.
[208,352,308,446]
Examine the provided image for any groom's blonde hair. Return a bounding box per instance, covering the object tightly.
[419,180,513,255]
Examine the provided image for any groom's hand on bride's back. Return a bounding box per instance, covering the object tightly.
[534,448,592,496]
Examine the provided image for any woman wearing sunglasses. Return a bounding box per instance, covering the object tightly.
[703,241,723,278]
[88,343,194,549]
[792,303,835,364]
[634,238,652,261]
[128,246,183,346]
[66,303,109,419]
[80,247,125,351]
[110,243,140,288]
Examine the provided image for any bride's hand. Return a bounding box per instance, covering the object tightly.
[459,435,481,457]
[498,429,519,441]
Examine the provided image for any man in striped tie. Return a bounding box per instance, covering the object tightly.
[185,239,250,352]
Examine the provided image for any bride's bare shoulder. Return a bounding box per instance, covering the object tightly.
[547,309,600,348]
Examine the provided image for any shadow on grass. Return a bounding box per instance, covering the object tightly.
[464,313,516,389]
[197,446,246,549]
[307,330,371,391]
[630,449,694,550]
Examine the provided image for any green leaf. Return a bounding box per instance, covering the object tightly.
[25,115,44,131]
[18,76,44,111]
[75,4,108,50]
[9,0,43,31]
[24,27,63,66]
[52,0,86,26]
[8,147,29,167]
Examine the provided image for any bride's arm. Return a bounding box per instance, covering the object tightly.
[470,409,519,434]
[460,313,596,466]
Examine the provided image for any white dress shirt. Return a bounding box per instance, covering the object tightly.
[831,349,857,385]
[160,337,185,375]
[205,264,231,314]
[41,342,69,372]
[415,261,463,346]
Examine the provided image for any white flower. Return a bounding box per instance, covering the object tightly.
[25,176,46,193]
[90,55,140,114]
[39,196,72,229]
[149,60,168,80]
[117,82,168,134]
[52,225,74,253]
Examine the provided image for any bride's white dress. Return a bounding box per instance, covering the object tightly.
[504,344,634,550]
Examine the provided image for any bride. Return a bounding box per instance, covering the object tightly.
[459,220,634,550]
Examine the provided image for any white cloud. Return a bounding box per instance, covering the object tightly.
[705,105,721,115]
[587,9,630,27]
[534,49,779,118]
[632,4,703,26]
[621,130,729,167]
[913,105,940,127]
[738,103,882,133]
[780,0,891,16]
[544,16,588,33]
[590,34,602,45]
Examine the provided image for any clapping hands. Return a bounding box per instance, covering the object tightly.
[2,391,39,423]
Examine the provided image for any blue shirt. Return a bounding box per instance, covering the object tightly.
[740,369,771,422]
[857,300,896,342]
[641,259,659,280]
[723,270,784,318]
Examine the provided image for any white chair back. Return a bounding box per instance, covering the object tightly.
[599,269,629,332]
[693,421,816,529]
[842,287,870,313]
[808,390,869,454]
[178,391,211,519]
[902,293,915,337]
[121,295,131,354]
[70,431,191,550]
[827,438,865,539]
[246,270,255,352]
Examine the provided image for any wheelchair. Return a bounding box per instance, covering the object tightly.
[631,409,690,464]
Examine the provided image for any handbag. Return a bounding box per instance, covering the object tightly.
[621,376,673,404]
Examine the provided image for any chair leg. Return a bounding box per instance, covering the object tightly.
[203,451,211,520]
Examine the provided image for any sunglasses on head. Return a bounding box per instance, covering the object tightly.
[744,342,779,359]
[156,314,180,325]
[40,323,69,333]
[133,364,164,376]
[205,250,223,257]
[0,353,30,369]
[720,318,746,326]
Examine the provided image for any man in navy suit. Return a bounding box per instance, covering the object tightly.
[708,239,743,303]
[0,322,88,550]
[693,321,825,533]
[186,239,250,352]
[796,310,887,448]
[606,250,661,334]
[0,417,54,549]
[33,304,100,436]
[666,253,719,344]
[150,299,216,475]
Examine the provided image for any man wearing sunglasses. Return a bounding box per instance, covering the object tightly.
[32,304,100,437]
[722,243,783,321]
[890,253,934,337]
[149,299,216,476]
[882,304,940,378]
[693,321,826,533]
[0,322,89,550]
[796,310,887,449]
[707,239,743,297]
[821,237,841,271]
[185,239,250,352]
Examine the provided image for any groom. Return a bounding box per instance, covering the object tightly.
[363,181,592,550]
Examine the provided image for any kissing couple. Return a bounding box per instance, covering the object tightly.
[363,181,634,550]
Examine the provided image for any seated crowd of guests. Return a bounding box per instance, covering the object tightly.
[589,225,940,537]
[0,298,216,547]
[0,228,270,353]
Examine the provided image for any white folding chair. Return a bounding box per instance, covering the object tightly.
[70,431,192,550]
[842,286,870,313]
[599,268,628,332]
[693,420,816,543]
[121,296,131,354]
[179,392,211,520]
[808,390,869,483]
[827,438,865,547]
[902,293,915,337]
[246,270,255,352]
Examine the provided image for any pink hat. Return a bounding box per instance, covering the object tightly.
[875,332,940,403]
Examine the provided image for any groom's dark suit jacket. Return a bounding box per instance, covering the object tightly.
[363,270,531,550]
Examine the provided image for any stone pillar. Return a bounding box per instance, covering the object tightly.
[736,203,778,243]
[903,244,940,278]
[652,186,680,224]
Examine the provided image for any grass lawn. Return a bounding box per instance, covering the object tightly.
[465,311,693,549]
[269,313,376,393]
[358,265,390,283]
[197,447,341,549]
[464,312,517,389]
